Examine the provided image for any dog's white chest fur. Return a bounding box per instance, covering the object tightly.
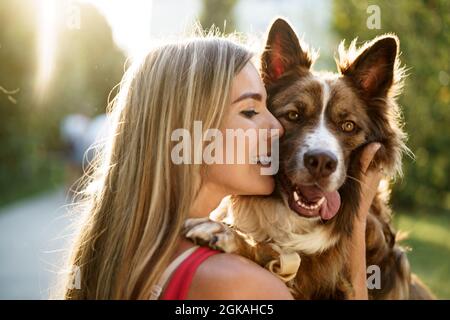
[212,196,339,256]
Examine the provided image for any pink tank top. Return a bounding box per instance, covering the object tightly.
[161,246,220,300]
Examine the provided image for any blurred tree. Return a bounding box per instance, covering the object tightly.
[0,0,125,206]
[333,0,450,212]
[41,3,126,151]
[200,0,239,32]
[0,0,39,205]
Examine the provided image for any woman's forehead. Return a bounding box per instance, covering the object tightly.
[231,62,266,102]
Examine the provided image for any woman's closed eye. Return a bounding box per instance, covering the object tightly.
[240,109,259,119]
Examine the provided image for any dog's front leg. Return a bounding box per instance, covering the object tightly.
[183,218,297,281]
[183,218,255,257]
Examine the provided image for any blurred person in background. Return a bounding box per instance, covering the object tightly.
[60,113,109,189]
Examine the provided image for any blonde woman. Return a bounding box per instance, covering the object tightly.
[61,34,381,300]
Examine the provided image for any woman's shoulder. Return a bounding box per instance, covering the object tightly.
[188,251,293,300]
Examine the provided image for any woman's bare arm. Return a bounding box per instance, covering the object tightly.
[348,143,383,299]
[188,253,294,300]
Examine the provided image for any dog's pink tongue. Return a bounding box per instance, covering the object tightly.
[320,191,341,220]
[298,186,341,220]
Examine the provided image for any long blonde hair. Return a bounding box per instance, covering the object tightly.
[61,35,252,299]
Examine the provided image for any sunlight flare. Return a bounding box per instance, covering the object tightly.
[36,0,57,98]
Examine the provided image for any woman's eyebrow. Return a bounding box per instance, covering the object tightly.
[231,92,263,104]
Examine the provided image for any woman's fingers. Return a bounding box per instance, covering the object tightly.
[363,167,383,194]
[360,142,381,174]
[357,143,383,222]
[360,142,383,196]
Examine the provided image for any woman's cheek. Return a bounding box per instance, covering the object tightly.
[213,117,275,195]
[249,163,275,195]
[208,163,274,196]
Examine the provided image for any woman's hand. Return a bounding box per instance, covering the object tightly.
[357,142,384,224]
[349,142,383,299]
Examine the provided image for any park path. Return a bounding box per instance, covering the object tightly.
[0,188,73,299]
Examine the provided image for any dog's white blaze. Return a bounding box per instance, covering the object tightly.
[297,79,344,190]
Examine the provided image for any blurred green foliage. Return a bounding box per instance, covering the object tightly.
[333,0,450,212]
[0,0,125,205]
[200,0,238,32]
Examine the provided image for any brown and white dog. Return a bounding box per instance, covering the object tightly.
[185,18,434,299]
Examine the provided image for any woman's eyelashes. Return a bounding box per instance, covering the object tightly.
[240,109,259,119]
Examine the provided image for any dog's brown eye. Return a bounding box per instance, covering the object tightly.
[287,111,300,121]
[341,121,356,132]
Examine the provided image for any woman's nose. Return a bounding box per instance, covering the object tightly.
[269,113,284,138]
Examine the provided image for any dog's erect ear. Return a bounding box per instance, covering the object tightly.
[261,18,312,85]
[341,36,399,98]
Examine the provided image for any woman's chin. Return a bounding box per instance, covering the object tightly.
[250,175,275,195]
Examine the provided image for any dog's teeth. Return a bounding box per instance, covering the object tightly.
[297,199,313,211]
[296,196,324,211]
[317,197,325,206]
[295,193,326,212]
[296,200,305,208]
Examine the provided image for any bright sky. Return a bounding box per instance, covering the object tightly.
[80,0,332,60]
[81,0,202,56]
[35,0,331,95]
[80,0,154,55]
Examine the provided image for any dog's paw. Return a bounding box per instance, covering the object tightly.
[183,218,238,253]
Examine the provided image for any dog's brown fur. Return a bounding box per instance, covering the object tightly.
[185,18,435,300]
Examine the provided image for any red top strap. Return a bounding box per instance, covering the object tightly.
[161,246,220,300]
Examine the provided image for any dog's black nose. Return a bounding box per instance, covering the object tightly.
[304,150,338,178]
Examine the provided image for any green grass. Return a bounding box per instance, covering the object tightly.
[394,211,450,299]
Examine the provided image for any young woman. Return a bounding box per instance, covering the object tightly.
[62,35,382,300]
